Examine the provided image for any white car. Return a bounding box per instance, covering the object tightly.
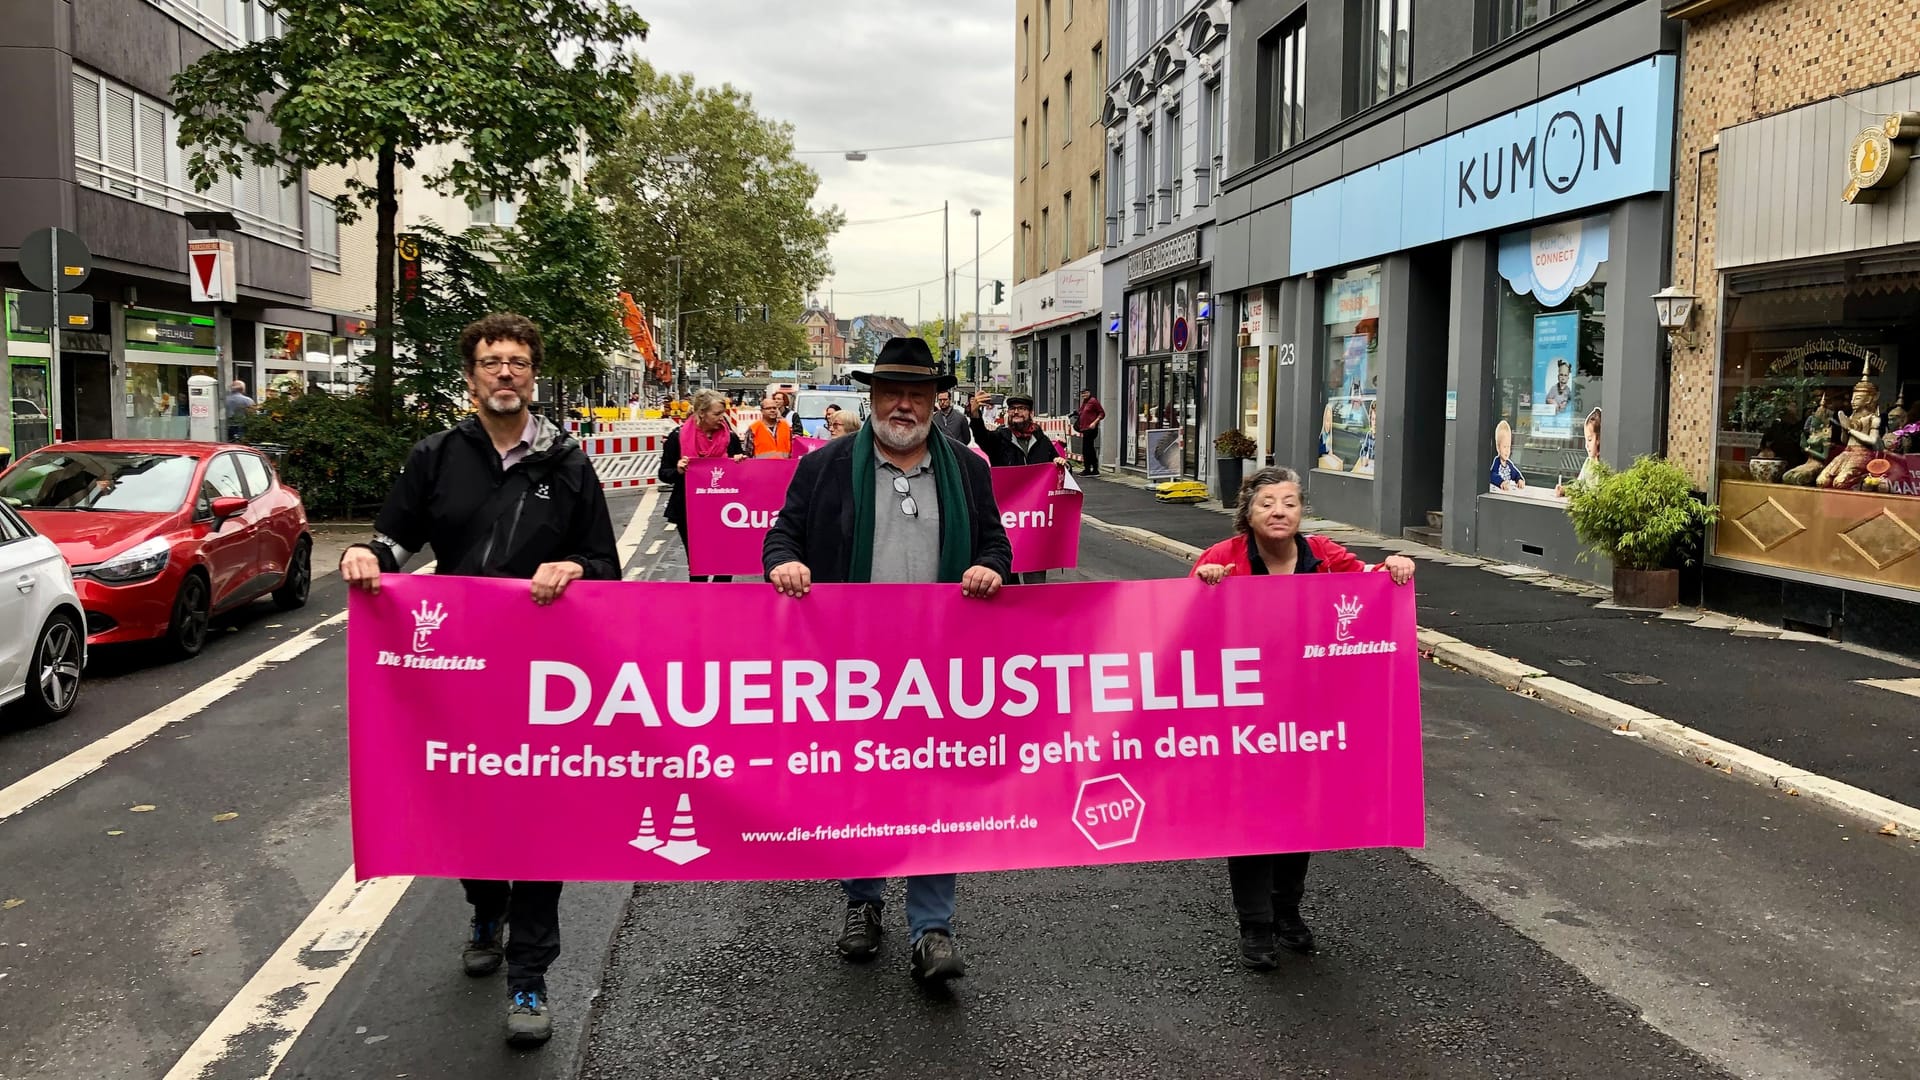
[0,499,84,720]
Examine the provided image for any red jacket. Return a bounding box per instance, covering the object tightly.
[1075,397,1106,431]
[1189,533,1377,577]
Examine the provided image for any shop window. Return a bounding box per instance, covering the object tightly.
[126,361,217,440]
[1711,270,1920,592]
[1316,264,1382,478]
[1488,216,1609,498]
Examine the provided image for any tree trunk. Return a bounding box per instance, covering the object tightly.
[372,141,398,424]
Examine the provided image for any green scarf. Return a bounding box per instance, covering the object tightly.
[849,421,973,583]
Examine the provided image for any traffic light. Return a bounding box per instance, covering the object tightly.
[992,280,1005,305]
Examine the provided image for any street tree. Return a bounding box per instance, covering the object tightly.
[171,0,649,423]
[592,62,842,379]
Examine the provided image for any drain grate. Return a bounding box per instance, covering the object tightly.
[1606,671,1664,686]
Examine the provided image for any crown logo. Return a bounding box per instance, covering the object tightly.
[1333,595,1364,643]
[411,600,449,654]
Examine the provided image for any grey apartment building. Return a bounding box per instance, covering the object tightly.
[2,0,365,455]
[1213,0,1678,579]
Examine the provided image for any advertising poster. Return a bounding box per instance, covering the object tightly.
[1532,312,1579,440]
[1341,334,1370,420]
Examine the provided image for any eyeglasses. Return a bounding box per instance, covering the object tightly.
[475,358,533,374]
[892,475,917,517]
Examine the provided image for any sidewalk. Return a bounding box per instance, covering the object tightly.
[1077,474,1920,811]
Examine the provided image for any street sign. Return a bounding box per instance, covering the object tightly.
[19,227,92,292]
[15,291,95,331]
[188,238,236,303]
[1171,316,1190,353]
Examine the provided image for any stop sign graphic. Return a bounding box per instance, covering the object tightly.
[1073,774,1147,850]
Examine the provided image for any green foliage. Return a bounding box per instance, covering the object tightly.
[1564,455,1719,571]
[1214,428,1257,459]
[591,62,842,372]
[395,224,504,424]
[245,393,438,518]
[171,0,649,420]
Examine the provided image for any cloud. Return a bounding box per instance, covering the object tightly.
[636,0,1015,321]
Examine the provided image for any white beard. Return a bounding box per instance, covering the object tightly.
[873,415,931,452]
[479,389,526,415]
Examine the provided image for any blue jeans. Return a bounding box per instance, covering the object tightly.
[841,875,957,943]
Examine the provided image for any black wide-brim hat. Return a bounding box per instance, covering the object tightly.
[853,337,958,391]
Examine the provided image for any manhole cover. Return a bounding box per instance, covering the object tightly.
[1558,658,1588,667]
[1606,672,1664,686]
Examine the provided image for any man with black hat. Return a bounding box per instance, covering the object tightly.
[968,390,1066,584]
[763,336,1011,986]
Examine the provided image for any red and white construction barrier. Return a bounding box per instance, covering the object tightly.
[576,432,663,490]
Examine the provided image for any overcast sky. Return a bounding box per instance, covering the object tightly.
[635,0,1015,324]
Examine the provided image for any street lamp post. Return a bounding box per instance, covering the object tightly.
[669,255,684,401]
[970,208,981,394]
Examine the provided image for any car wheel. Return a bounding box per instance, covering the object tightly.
[167,572,212,659]
[273,536,312,611]
[24,611,84,720]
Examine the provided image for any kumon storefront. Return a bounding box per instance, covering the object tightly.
[1695,82,1920,652]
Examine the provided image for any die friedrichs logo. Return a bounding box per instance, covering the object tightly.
[1302,592,1397,659]
[411,600,448,654]
[375,599,486,671]
[1333,595,1363,642]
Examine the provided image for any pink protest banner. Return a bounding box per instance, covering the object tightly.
[683,458,797,577]
[792,435,827,457]
[348,574,1424,882]
[991,463,1083,572]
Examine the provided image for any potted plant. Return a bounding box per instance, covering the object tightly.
[1213,428,1257,502]
[1564,455,1719,609]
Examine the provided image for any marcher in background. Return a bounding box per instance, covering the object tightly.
[748,395,795,458]
[969,391,1066,583]
[932,390,972,445]
[224,380,255,442]
[830,409,863,438]
[1072,388,1105,476]
[338,312,619,1047]
[763,336,1011,986]
[659,389,748,582]
[1190,466,1414,971]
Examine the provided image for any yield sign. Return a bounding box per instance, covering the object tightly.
[187,238,235,303]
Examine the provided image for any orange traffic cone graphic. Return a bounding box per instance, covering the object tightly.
[653,793,710,865]
[628,805,662,852]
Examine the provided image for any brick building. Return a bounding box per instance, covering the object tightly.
[1665,0,1920,652]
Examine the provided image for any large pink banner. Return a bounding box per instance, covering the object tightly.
[683,459,796,577]
[348,574,1425,882]
[993,463,1083,573]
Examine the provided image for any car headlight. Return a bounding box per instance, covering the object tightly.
[90,537,172,584]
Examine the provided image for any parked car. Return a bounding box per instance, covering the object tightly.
[0,441,311,658]
[0,498,84,719]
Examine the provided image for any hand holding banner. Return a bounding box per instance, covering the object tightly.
[347,574,1425,883]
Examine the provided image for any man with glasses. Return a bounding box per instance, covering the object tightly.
[339,312,618,1048]
[763,336,1011,986]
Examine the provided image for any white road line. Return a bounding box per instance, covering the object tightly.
[615,488,659,568]
[645,539,664,556]
[1859,677,1920,699]
[162,867,413,1080]
[0,611,347,823]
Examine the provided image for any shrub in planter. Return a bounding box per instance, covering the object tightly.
[1564,455,1718,607]
[1213,428,1257,501]
[244,393,440,519]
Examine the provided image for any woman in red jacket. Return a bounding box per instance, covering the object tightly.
[1192,466,1415,970]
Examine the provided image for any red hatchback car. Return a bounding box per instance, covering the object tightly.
[0,441,311,657]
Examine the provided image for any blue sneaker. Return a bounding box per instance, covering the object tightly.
[506,990,552,1047]
[462,917,503,977]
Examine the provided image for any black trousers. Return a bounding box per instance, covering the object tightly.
[1079,429,1100,473]
[463,879,563,993]
[1225,852,1311,925]
[676,524,732,583]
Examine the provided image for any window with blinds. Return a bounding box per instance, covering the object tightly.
[309,194,341,272]
[72,73,101,188]
[138,102,169,206]
[103,85,137,197]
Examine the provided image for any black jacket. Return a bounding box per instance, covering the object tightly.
[363,415,619,580]
[657,426,748,527]
[932,406,972,446]
[972,414,1059,468]
[761,434,1012,582]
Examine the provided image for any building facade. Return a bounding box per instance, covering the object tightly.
[799,305,848,376]
[1012,0,1112,420]
[1100,0,1232,482]
[0,0,368,454]
[1213,0,1677,579]
[1665,0,1920,654]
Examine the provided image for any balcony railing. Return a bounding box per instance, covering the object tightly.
[77,153,305,248]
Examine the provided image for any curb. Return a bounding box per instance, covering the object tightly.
[1081,514,1920,843]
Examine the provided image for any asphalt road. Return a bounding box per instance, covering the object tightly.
[2,479,1916,1080]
